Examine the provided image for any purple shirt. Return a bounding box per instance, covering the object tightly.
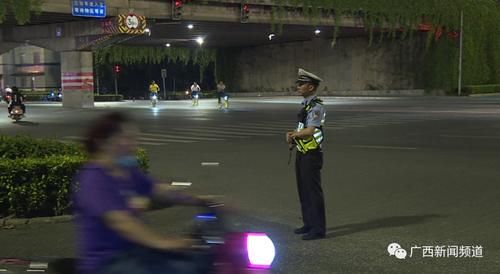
[73,163,154,274]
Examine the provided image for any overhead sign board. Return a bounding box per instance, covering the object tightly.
[117,14,147,34]
[72,0,106,18]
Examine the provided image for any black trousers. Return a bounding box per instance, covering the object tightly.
[295,149,326,234]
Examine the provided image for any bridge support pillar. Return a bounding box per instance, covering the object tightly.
[60,51,94,108]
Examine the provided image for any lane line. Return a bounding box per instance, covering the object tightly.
[141,132,224,141]
[150,129,247,139]
[202,125,282,134]
[176,128,270,136]
[201,162,220,166]
[138,142,167,146]
[171,182,193,186]
[220,125,285,133]
[137,137,194,143]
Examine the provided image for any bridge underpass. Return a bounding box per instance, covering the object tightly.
[0,0,420,107]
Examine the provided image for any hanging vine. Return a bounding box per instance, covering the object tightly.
[95,45,216,81]
[0,0,43,25]
[268,0,500,89]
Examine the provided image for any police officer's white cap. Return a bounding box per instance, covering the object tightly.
[296,68,322,85]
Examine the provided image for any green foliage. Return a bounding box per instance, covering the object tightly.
[0,0,43,25]
[271,0,500,89]
[463,84,500,95]
[0,155,85,217]
[0,135,84,160]
[95,46,217,81]
[0,135,149,218]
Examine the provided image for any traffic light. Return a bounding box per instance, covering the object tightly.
[172,0,183,20]
[241,2,250,23]
[114,64,121,73]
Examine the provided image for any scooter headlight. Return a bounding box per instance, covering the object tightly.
[152,95,157,100]
[224,96,228,100]
[246,233,275,269]
[194,94,199,99]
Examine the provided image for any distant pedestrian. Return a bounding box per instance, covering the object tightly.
[190,82,201,106]
[216,81,226,106]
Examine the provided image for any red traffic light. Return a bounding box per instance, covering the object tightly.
[175,0,182,8]
[114,64,121,73]
[243,4,249,13]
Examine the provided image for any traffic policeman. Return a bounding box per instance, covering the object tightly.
[286,68,326,240]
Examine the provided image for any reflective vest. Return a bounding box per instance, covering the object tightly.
[294,98,325,153]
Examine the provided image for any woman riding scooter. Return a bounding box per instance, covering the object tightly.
[73,112,213,274]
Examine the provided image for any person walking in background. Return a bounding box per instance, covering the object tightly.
[148,81,160,98]
[216,81,226,109]
[286,68,327,241]
[190,82,201,106]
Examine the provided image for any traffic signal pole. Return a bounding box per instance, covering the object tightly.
[114,74,118,95]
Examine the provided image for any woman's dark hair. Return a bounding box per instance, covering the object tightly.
[83,112,131,154]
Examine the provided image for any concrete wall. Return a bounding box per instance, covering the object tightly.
[221,37,424,93]
[0,45,61,91]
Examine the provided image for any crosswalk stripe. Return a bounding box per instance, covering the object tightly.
[137,137,194,143]
[242,122,294,129]
[205,125,282,134]
[221,124,286,132]
[141,132,224,141]
[176,127,273,136]
[139,141,167,146]
[165,129,248,138]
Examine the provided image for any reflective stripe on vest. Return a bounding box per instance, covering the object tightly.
[294,98,324,153]
[295,127,323,153]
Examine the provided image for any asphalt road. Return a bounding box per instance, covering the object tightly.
[0,96,499,273]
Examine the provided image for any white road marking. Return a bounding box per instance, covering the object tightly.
[201,162,220,166]
[137,137,194,143]
[137,141,166,146]
[141,132,224,141]
[176,127,270,136]
[171,182,193,186]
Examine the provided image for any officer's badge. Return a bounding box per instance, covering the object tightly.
[313,111,320,119]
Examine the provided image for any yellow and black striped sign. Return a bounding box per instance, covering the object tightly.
[117,14,146,34]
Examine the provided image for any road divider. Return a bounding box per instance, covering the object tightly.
[201,162,220,166]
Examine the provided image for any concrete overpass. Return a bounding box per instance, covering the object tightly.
[1,0,366,51]
[0,1,422,108]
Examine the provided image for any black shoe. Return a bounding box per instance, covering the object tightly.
[301,232,325,241]
[294,226,311,234]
